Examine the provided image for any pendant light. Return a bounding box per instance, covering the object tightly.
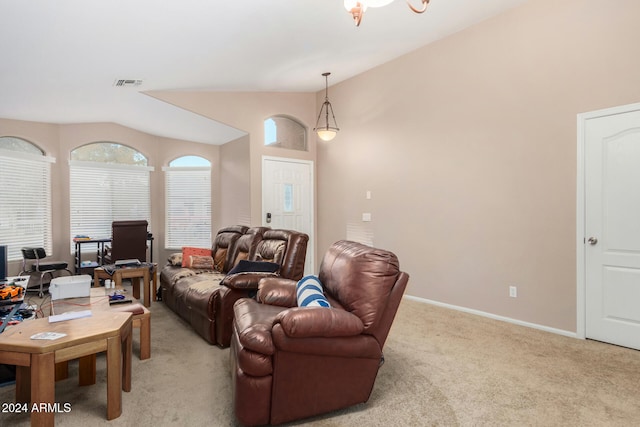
[313,72,339,141]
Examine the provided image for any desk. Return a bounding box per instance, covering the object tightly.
[93,264,156,308]
[0,311,132,426]
[73,237,154,274]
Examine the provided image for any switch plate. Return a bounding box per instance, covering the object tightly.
[366,191,371,200]
[509,286,517,298]
[362,213,372,222]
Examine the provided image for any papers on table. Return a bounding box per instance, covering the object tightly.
[30,332,67,340]
[48,310,92,323]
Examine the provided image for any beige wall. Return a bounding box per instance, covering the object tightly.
[219,134,251,228]
[0,119,220,273]
[145,90,318,251]
[4,0,638,333]
[316,0,640,332]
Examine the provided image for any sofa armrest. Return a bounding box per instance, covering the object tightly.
[221,272,278,290]
[274,307,364,338]
[271,325,381,359]
[257,277,298,307]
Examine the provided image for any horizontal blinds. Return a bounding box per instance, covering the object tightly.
[165,168,211,249]
[69,162,151,252]
[0,152,53,261]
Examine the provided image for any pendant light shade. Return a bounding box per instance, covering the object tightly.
[314,72,339,141]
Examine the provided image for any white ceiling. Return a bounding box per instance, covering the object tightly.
[0,0,527,145]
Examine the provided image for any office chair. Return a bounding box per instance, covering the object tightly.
[19,247,73,297]
[104,220,148,264]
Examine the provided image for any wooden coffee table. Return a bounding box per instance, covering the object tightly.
[0,311,132,426]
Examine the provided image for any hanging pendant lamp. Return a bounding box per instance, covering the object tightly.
[313,72,339,142]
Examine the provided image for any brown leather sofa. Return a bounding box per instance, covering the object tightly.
[160,225,308,347]
[230,240,409,425]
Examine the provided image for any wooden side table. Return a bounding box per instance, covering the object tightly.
[94,265,154,308]
[0,311,132,425]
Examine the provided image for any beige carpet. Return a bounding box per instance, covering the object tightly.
[1,294,639,426]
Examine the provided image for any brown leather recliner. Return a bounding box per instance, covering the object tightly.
[216,229,309,347]
[230,240,409,426]
[183,226,267,342]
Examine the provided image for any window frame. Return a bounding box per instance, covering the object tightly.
[0,140,55,261]
[68,142,153,252]
[163,157,212,250]
[263,115,308,151]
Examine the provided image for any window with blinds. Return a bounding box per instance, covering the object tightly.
[69,161,152,251]
[0,144,54,261]
[164,156,211,249]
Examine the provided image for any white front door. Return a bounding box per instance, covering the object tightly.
[580,102,640,350]
[262,156,314,275]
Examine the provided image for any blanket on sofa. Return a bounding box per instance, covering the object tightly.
[188,273,226,294]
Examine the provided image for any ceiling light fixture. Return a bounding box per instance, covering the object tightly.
[313,72,339,142]
[344,0,430,27]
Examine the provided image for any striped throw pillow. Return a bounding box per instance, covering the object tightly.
[296,275,331,308]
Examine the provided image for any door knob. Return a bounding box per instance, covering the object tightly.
[587,237,598,245]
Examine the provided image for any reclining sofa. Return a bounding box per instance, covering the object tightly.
[230,240,409,425]
[160,225,308,347]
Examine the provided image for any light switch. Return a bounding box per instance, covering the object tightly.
[366,191,371,200]
[362,213,372,222]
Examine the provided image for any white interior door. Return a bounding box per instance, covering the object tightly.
[581,103,640,350]
[262,156,313,275]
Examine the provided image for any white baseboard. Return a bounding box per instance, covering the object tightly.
[404,295,579,339]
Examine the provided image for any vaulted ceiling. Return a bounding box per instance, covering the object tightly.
[0,0,527,144]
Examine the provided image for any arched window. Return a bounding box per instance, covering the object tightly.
[163,156,212,248]
[0,137,54,260]
[263,115,307,151]
[71,141,147,165]
[69,142,152,247]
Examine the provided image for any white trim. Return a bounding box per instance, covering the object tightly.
[0,148,55,163]
[576,112,586,339]
[575,101,640,340]
[69,159,154,171]
[162,166,211,172]
[262,155,315,274]
[405,295,578,339]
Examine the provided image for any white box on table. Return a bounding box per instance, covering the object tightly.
[50,274,92,300]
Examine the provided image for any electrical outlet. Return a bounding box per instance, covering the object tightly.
[509,286,517,298]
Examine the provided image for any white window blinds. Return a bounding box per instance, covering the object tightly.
[0,150,54,261]
[69,161,152,251]
[164,166,211,249]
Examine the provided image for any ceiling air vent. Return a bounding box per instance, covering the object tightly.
[113,79,143,87]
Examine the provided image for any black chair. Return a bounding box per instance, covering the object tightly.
[103,220,148,264]
[19,247,73,297]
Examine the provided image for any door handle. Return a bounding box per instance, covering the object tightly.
[266,212,271,224]
[587,237,598,245]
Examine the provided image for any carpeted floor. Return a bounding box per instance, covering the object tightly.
[1,293,639,426]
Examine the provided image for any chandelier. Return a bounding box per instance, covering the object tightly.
[313,73,340,142]
[344,0,430,26]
